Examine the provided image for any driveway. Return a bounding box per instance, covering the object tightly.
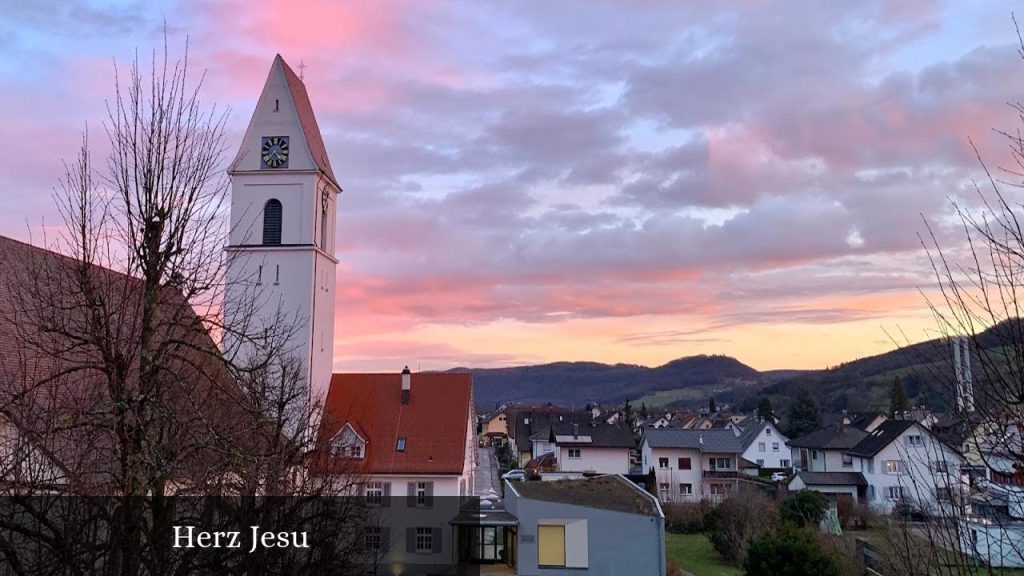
[475,446,500,494]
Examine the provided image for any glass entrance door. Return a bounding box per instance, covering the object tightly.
[467,527,506,563]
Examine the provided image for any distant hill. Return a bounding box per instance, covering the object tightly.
[456,354,770,407]
[459,320,1020,412]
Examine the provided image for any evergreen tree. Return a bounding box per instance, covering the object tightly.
[708,397,717,413]
[786,389,822,438]
[743,524,840,576]
[890,376,910,415]
[756,397,776,422]
[640,403,648,419]
[623,399,633,424]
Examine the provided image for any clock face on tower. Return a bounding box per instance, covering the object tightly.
[260,136,290,169]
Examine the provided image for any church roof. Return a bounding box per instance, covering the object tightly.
[229,55,340,189]
[0,235,262,493]
[316,372,473,475]
[276,55,339,189]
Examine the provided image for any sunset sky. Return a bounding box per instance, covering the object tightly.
[3,1,1023,372]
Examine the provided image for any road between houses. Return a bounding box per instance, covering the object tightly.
[475,446,499,495]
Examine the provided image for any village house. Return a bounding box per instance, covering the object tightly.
[737,420,793,474]
[511,408,634,474]
[957,420,1024,567]
[317,368,477,574]
[788,421,869,473]
[848,418,962,514]
[640,428,743,503]
[787,417,962,515]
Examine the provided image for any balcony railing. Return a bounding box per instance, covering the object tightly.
[702,470,739,479]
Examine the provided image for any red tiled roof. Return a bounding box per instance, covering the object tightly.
[319,373,473,475]
[0,235,262,493]
[277,55,340,189]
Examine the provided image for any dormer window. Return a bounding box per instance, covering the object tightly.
[329,423,365,460]
[396,437,407,452]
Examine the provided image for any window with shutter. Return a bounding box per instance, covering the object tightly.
[538,525,566,567]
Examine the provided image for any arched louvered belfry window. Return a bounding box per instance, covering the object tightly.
[263,199,282,245]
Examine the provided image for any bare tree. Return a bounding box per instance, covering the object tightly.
[0,39,368,575]
[873,17,1024,576]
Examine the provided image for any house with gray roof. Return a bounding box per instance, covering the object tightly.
[737,420,793,475]
[787,422,869,473]
[640,428,744,503]
[511,408,635,474]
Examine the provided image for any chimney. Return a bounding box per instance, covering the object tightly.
[573,423,579,439]
[401,366,411,405]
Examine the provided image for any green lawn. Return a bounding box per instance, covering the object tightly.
[665,533,742,576]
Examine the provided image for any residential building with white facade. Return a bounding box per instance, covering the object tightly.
[848,418,962,514]
[737,420,792,473]
[788,423,869,473]
[640,428,744,503]
[510,409,634,474]
[317,369,477,574]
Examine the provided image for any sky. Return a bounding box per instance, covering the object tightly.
[2,1,1023,372]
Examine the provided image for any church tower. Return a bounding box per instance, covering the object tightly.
[224,55,339,404]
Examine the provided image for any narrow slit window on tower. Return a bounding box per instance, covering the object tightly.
[263,199,282,245]
[257,265,263,285]
[274,264,280,285]
[321,208,328,249]
[274,98,279,112]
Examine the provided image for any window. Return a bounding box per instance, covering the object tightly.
[396,437,406,452]
[320,207,328,248]
[842,453,853,467]
[679,483,693,495]
[758,442,766,452]
[365,482,384,505]
[416,482,428,506]
[712,458,733,470]
[538,525,566,567]
[262,199,282,245]
[568,448,581,459]
[867,459,874,474]
[765,428,772,436]
[333,443,362,459]
[906,435,924,447]
[812,450,819,460]
[365,527,382,550]
[932,460,948,473]
[772,442,779,452]
[936,487,953,502]
[256,265,263,285]
[887,486,904,500]
[415,528,433,553]
[869,485,876,500]
[678,457,692,470]
[781,459,791,468]
[659,458,669,469]
[884,460,904,475]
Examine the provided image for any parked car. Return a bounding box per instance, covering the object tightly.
[501,469,527,482]
[770,472,788,482]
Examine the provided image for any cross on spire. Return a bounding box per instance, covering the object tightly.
[297,60,307,81]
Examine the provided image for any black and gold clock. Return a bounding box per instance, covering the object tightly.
[261,136,290,169]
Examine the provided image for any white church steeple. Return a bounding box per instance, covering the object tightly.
[223,54,339,405]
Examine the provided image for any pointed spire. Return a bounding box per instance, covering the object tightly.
[230,55,340,190]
